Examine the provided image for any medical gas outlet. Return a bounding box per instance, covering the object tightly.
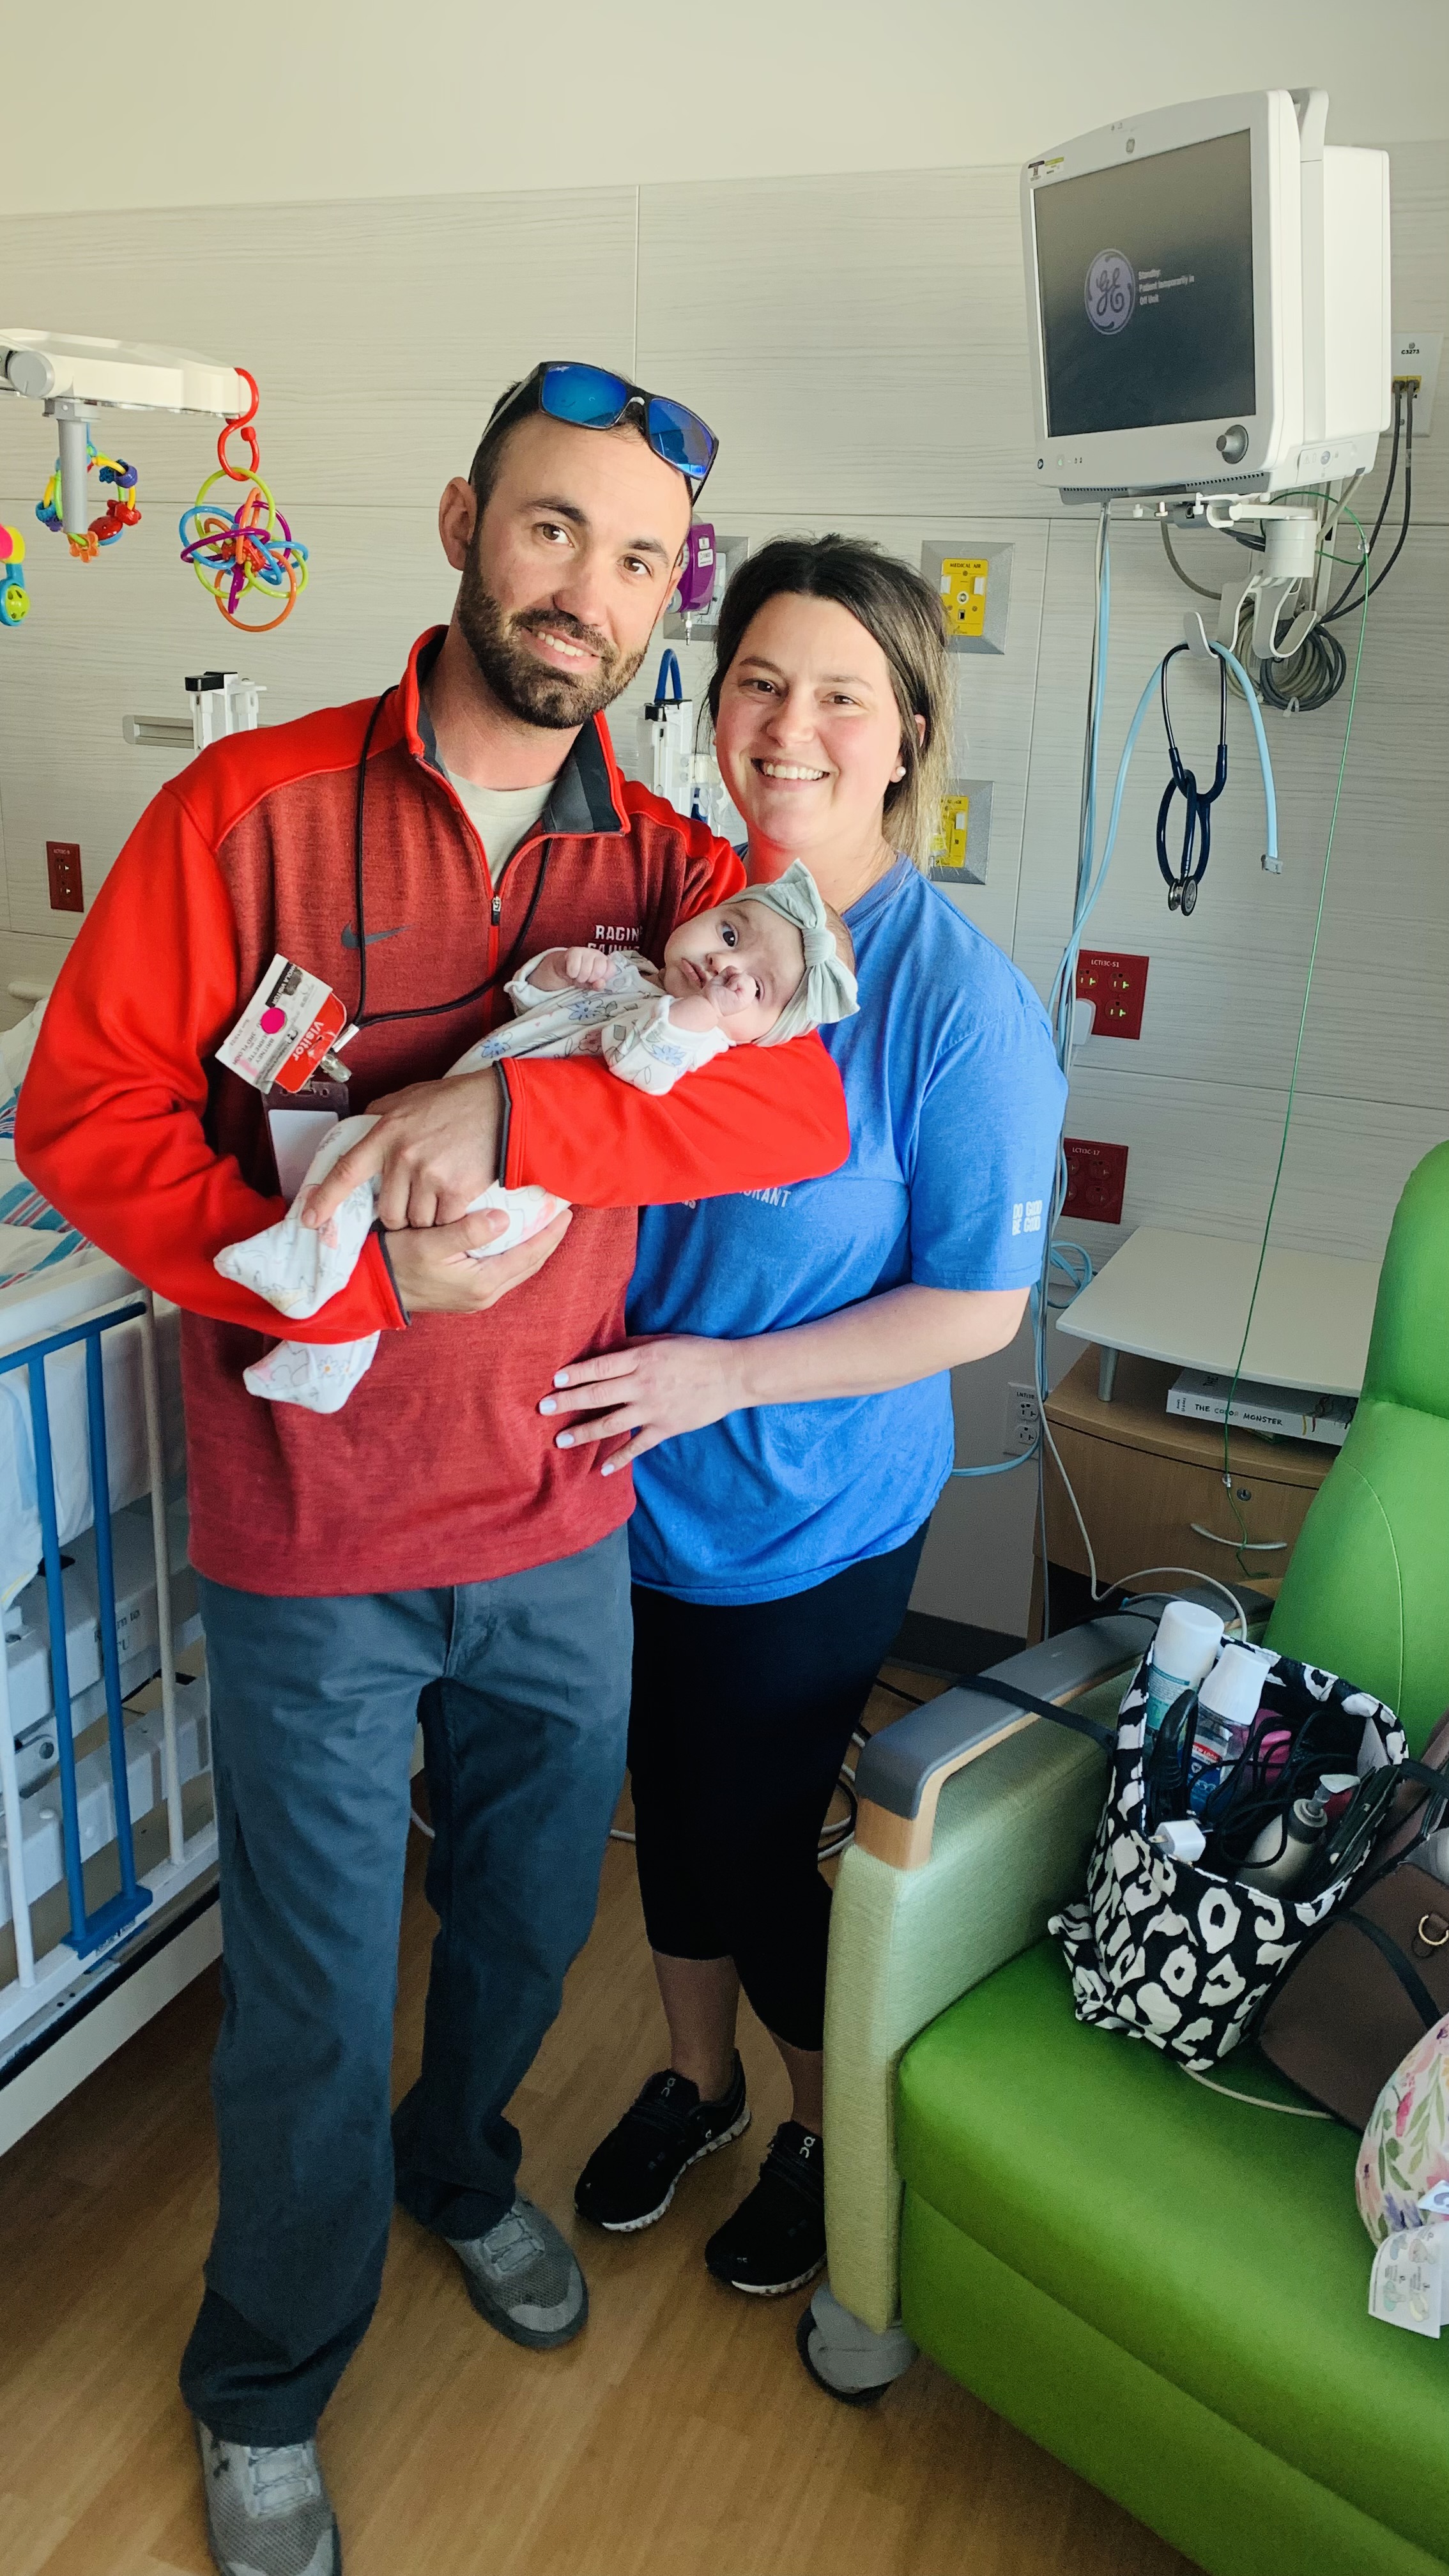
[921,541,1013,656]
[928,781,992,886]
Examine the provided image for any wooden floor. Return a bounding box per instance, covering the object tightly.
[0,1671,1191,2576]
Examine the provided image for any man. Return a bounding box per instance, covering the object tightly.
[19,362,848,2576]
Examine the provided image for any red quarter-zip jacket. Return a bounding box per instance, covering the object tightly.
[17,631,849,1596]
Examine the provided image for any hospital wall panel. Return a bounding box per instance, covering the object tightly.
[0,190,639,518]
[635,170,1046,524]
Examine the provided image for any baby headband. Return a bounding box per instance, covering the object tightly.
[735,859,859,1046]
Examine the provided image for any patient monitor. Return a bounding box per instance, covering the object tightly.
[1021,89,1390,502]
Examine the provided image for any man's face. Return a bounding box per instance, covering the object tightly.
[443,412,693,730]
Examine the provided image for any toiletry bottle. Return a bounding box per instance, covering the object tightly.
[1187,1643,1267,1811]
[1239,1795,1328,1894]
[1140,1600,1224,1743]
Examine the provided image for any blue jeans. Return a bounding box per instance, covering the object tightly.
[180,1530,631,2442]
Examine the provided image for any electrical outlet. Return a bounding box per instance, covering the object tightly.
[1392,331,1441,437]
[1062,1137,1128,1225]
[45,840,84,914]
[1003,1380,1041,1456]
[1075,949,1148,1041]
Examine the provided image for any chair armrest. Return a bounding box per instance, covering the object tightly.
[853,1612,1151,1871]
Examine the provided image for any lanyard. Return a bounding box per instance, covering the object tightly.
[1156,644,1227,917]
[349,687,552,1028]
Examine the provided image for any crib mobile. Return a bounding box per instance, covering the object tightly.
[0,332,307,634]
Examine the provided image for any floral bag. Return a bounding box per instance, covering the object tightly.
[1358,2016,1449,2242]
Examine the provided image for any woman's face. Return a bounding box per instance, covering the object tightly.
[713,593,907,859]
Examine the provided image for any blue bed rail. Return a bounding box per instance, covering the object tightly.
[1,1299,153,1959]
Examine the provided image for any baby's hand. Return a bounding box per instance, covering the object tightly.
[526,946,615,995]
[559,946,615,991]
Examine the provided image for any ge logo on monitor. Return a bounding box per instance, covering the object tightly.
[1084,249,1136,335]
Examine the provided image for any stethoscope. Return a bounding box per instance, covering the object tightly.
[346,687,553,1031]
[1156,642,1227,917]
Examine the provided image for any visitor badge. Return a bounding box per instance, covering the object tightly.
[218,954,356,1096]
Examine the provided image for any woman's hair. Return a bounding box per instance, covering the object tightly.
[707,534,952,869]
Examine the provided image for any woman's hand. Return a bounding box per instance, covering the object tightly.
[542,1285,1029,1475]
[539,1336,747,1475]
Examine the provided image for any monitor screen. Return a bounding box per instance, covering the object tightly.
[1033,130,1257,437]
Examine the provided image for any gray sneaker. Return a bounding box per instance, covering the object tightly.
[196,2423,341,2576]
[447,2191,588,2349]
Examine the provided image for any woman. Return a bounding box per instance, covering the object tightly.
[551,536,1066,2296]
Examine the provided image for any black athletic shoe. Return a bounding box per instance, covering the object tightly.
[575,2056,750,2232]
[705,2120,825,2296]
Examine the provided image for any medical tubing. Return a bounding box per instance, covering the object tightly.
[1216,510,1370,1533]
[1326,387,1408,620]
[1214,643,1277,864]
[1160,521,1219,601]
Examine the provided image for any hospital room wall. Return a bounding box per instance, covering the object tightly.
[0,145,1444,1633]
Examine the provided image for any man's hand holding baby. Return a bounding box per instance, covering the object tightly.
[305,1070,503,1233]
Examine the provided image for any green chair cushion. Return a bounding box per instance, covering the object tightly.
[897,1940,1449,2565]
[1268,1397,1449,1753]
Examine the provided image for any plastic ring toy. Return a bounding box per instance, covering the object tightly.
[178,468,309,633]
[36,440,141,560]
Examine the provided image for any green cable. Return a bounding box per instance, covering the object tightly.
[1220,503,1371,1566]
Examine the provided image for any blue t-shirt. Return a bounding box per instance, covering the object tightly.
[626,859,1067,1604]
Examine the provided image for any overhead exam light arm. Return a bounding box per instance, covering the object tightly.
[1,328,250,546]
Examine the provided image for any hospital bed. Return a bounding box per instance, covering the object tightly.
[0,1000,218,2156]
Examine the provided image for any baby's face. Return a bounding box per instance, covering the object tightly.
[661,900,806,1043]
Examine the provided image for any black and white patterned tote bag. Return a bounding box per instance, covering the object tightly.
[1049,1652,1406,2072]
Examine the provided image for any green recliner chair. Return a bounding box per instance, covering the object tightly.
[806,1140,1449,2576]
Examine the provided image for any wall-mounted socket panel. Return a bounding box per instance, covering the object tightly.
[1062,1137,1128,1226]
[921,540,1013,654]
[1002,1379,1041,1457]
[45,841,84,914]
[1392,331,1441,436]
[1075,949,1148,1041]
[928,778,992,885]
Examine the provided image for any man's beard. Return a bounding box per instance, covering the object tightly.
[456,543,647,729]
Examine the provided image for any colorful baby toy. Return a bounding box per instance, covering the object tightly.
[0,525,27,625]
[36,438,141,559]
[176,370,308,632]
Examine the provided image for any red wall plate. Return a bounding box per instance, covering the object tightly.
[1062,1137,1128,1226]
[46,839,84,914]
[1075,949,1148,1041]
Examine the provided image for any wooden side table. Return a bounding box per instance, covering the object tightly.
[1031,1346,1337,1637]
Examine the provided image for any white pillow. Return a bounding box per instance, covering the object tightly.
[0,993,50,1094]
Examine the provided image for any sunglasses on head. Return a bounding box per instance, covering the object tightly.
[483,362,718,495]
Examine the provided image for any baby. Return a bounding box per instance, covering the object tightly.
[217,859,856,1414]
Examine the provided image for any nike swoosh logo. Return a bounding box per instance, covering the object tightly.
[341,924,406,949]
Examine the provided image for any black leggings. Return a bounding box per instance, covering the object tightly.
[627,1524,929,2053]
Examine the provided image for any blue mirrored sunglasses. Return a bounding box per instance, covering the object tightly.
[486,362,717,493]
